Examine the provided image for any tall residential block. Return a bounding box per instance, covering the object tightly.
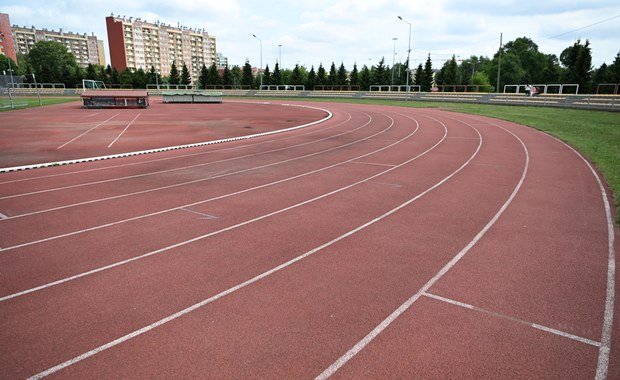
[106,14,217,83]
[11,25,105,67]
[0,13,17,62]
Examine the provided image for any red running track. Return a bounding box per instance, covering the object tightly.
[0,100,618,379]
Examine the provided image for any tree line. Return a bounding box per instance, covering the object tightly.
[1,37,618,93]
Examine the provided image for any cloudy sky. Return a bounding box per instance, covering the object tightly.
[2,0,618,70]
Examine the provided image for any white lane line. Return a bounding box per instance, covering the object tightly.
[4,113,386,218]
[179,207,217,220]
[3,104,332,172]
[57,114,119,149]
[1,111,358,200]
[547,136,616,380]
[27,117,465,379]
[1,114,424,301]
[423,292,601,347]
[0,212,8,219]
[108,113,141,148]
[0,114,398,252]
[0,105,343,184]
[462,115,616,380]
[316,120,527,380]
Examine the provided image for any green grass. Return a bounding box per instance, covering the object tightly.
[0,96,79,111]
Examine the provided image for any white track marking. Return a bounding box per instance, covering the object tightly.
[0,113,428,298]
[0,212,8,219]
[28,117,471,379]
[0,114,405,253]
[0,104,342,184]
[543,135,615,380]
[315,120,526,380]
[1,111,361,200]
[2,104,332,172]
[423,292,601,347]
[56,114,119,149]
[108,113,141,148]
[461,115,616,380]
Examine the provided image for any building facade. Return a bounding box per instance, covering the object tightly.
[10,24,105,67]
[0,13,17,62]
[106,14,217,84]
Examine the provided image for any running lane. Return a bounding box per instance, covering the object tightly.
[0,102,616,379]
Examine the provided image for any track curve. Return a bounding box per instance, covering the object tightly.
[0,100,617,379]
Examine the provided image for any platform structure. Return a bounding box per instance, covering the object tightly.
[81,90,149,109]
[162,90,223,104]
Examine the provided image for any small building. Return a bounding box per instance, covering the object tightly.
[81,90,149,108]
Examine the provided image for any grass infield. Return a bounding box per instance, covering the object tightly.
[2,96,619,224]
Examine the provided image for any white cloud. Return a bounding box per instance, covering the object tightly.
[2,0,618,69]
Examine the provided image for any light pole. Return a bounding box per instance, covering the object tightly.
[397,16,411,97]
[391,37,398,85]
[278,44,282,68]
[31,74,42,106]
[0,32,15,109]
[252,34,263,89]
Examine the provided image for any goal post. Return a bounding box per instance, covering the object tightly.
[82,79,106,90]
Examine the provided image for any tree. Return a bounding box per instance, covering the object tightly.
[242,60,253,87]
[180,62,191,85]
[349,63,359,87]
[291,64,303,85]
[560,39,593,93]
[197,64,208,89]
[169,61,180,85]
[421,54,434,91]
[222,65,233,87]
[359,65,371,90]
[328,62,337,85]
[336,62,348,86]
[133,68,148,88]
[371,57,389,85]
[503,37,548,84]
[27,40,80,86]
[438,55,458,88]
[262,64,272,86]
[305,66,317,89]
[0,54,19,75]
[207,62,221,86]
[273,62,282,85]
[316,64,327,86]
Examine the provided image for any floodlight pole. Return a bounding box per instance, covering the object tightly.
[32,74,42,106]
[398,16,411,98]
[391,37,397,84]
[252,34,263,89]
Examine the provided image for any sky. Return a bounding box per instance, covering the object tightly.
[2,0,619,71]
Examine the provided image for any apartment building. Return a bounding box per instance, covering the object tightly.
[0,13,17,62]
[8,23,105,67]
[106,14,217,84]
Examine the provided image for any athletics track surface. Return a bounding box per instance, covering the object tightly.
[0,99,618,379]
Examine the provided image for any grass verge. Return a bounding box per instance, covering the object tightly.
[0,96,79,111]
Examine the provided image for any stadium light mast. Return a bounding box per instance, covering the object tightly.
[252,34,263,89]
[397,16,411,98]
[392,37,398,84]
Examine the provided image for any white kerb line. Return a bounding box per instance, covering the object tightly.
[108,113,142,148]
[57,114,119,149]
